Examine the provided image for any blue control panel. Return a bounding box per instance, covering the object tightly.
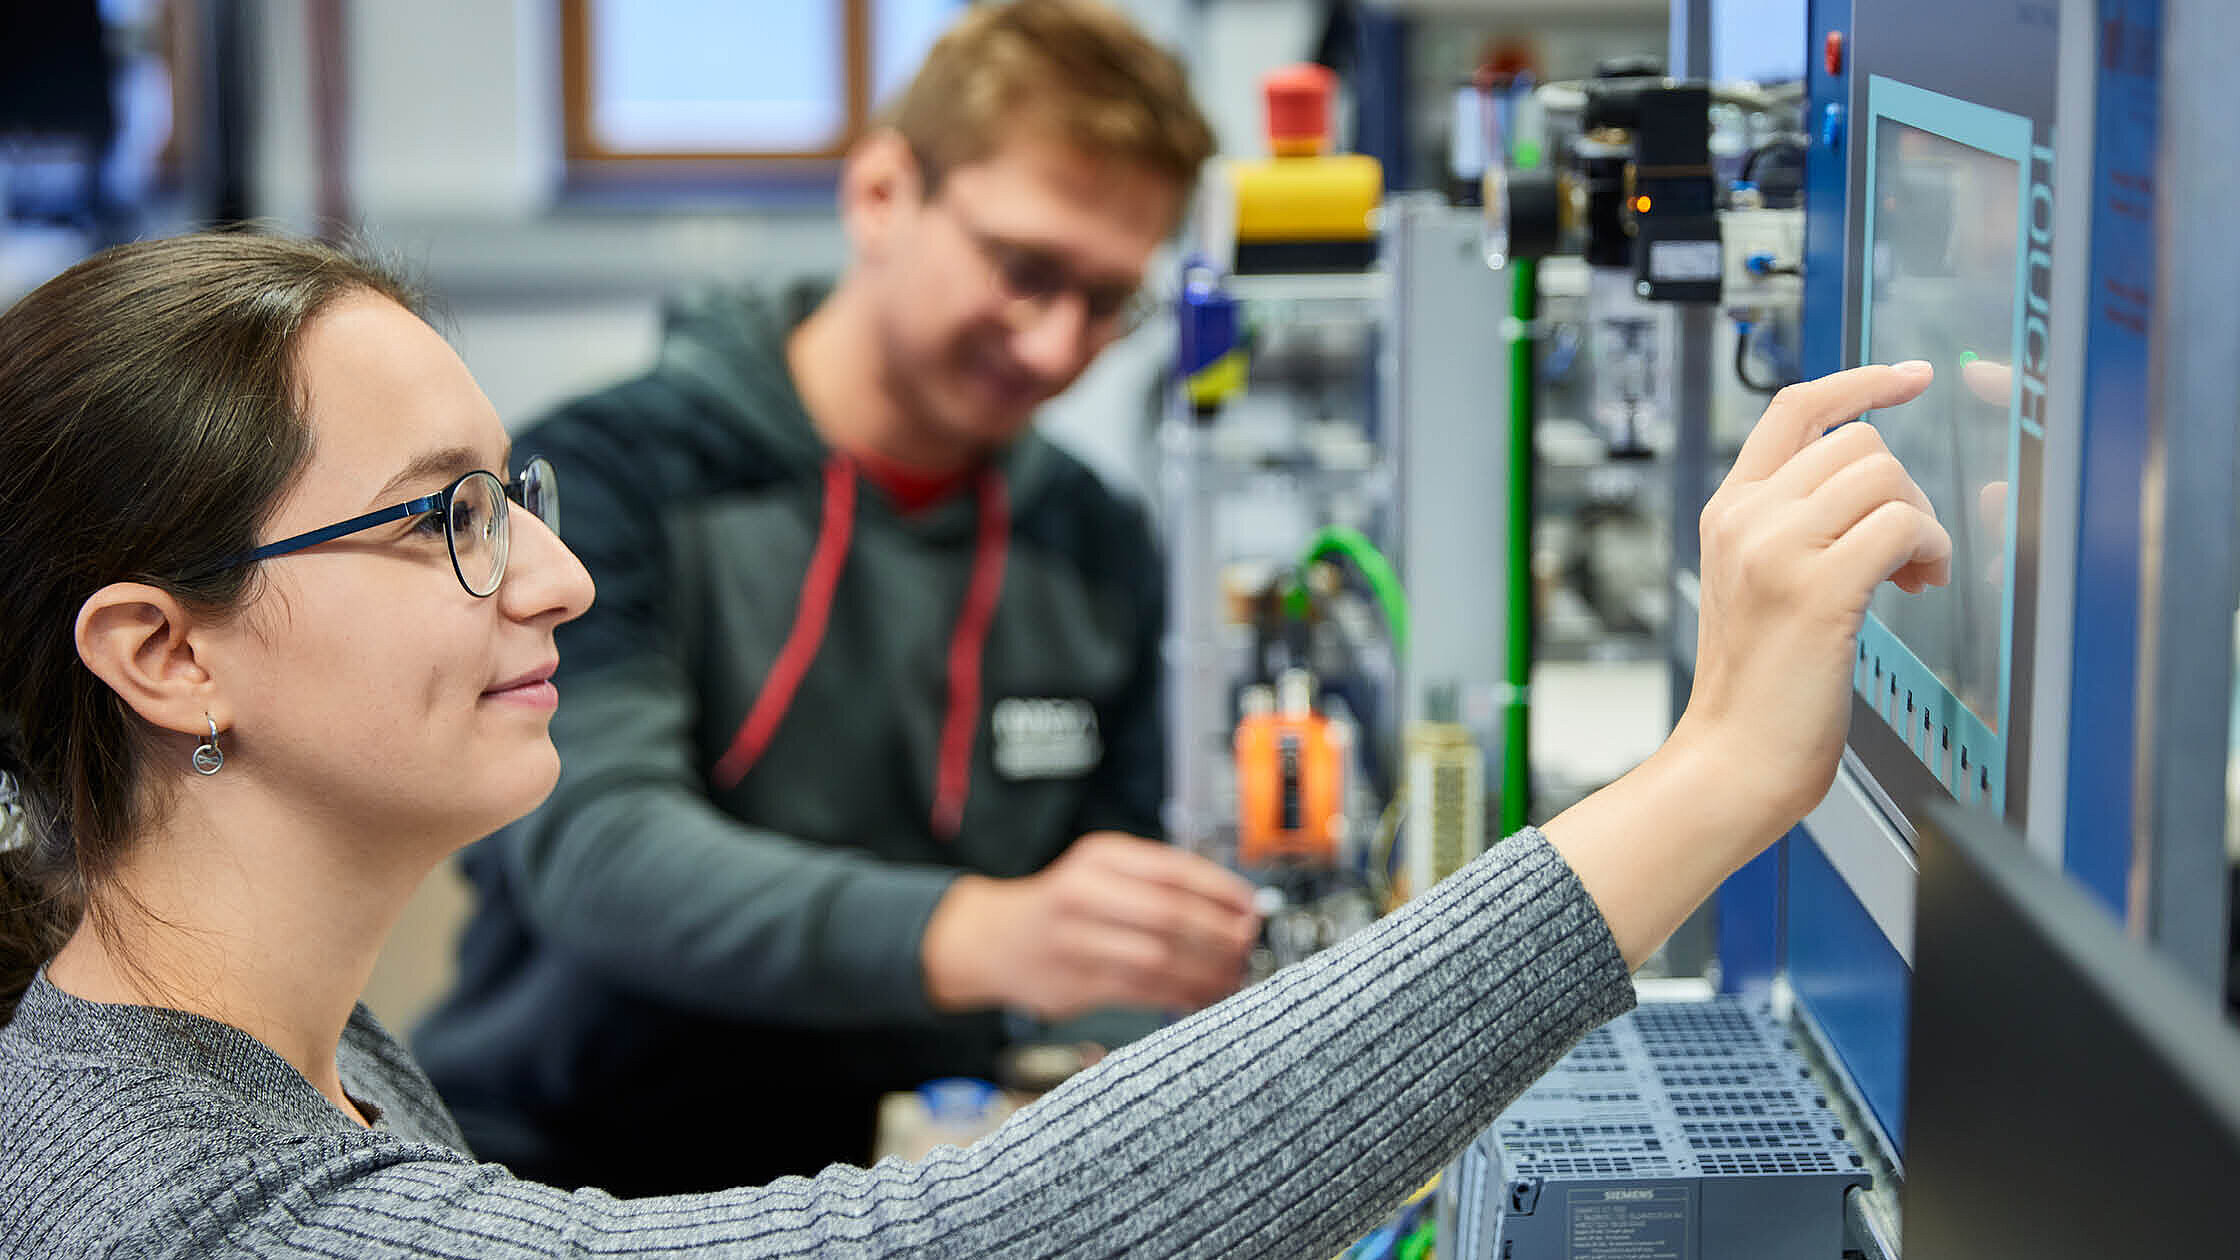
[1775,0,2064,1154]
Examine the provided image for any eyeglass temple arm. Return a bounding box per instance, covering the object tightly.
[231,493,443,566]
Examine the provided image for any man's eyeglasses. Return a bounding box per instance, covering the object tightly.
[215,457,559,598]
[941,205,1155,340]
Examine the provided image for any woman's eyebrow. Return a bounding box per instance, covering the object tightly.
[369,445,484,507]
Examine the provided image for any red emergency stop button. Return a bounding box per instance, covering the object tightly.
[1825,31,1845,76]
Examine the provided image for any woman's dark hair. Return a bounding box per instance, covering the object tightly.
[0,230,422,1022]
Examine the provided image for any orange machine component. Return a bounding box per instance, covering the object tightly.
[1235,674,1348,869]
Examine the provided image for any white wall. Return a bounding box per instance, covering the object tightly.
[349,0,560,219]
[444,298,662,433]
[1196,0,1329,156]
[252,0,558,225]
[253,0,1260,224]
[247,1,849,444]
[248,0,317,229]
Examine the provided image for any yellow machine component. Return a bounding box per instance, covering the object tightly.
[1403,720,1485,899]
[1230,152,1383,243]
[1185,346,1248,411]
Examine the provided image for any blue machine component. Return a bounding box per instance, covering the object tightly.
[1447,999,1869,1259]
[1177,258,1243,413]
[1710,0,2184,1208]
[1773,0,2063,1161]
[1767,0,1909,1108]
[1715,840,1782,996]
[1800,0,1848,381]
[1347,6,1410,193]
[1786,837,1911,1146]
[2061,0,2162,915]
[1659,0,2173,1215]
[1717,0,1843,1008]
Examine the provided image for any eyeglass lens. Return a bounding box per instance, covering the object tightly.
[518,456,558,533]
[449,471,509,597]
[447,457,560,597]
[984,239,1142,331]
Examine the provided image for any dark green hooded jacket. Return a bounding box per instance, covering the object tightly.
[414,288,1165,1193]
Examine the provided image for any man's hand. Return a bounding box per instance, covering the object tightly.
[922,832,1262,1021]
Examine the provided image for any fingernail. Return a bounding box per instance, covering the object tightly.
[1895,359,1932,374]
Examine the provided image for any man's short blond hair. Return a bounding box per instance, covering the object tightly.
[883,0,1215,194]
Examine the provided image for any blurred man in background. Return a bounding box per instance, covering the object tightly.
[415,0,1260,1194]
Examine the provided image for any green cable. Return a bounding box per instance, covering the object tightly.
[1502,258,1537,836]
[1285,524,1410,661]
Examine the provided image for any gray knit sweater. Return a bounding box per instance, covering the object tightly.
[0,831,1632,1259]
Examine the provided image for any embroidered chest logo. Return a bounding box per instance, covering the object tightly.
[991,698,1102,780]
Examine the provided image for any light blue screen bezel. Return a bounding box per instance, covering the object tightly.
[1853,75,2035,816]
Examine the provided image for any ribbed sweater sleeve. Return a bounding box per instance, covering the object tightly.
[0,831,1634,1260]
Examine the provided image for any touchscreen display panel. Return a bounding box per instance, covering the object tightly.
[1855,78,2035,813]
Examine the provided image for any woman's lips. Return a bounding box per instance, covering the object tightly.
[482,679,558,709]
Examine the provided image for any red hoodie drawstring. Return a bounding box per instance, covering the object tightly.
[711,455,858,791]
[711,456,1009,846]
[931,468,1009,839]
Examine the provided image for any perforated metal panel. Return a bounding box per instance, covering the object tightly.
[1446,998,1870,1259]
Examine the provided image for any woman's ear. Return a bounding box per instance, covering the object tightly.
[838,127,922,260]
[74,583,223,737]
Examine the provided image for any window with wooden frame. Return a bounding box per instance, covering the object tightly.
[562,0,965,168]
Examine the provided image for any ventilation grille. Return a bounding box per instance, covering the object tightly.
[1699,1148,1850,1176]
[1664,1086,1826,1119]
[1681,1117,1845,1152]
[1486,998,1868,1183]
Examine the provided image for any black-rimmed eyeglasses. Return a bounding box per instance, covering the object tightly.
[214,457,559,597]
[936,201,1155,340]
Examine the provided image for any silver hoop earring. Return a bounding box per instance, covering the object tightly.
[0,770,27,854]
[193,717,225,776]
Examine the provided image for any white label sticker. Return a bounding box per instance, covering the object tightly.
[1566,1185,1693,1258]
[1650,240,1723,282]
[991,698,1102,780]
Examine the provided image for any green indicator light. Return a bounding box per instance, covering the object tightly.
[1958,349,1980,368]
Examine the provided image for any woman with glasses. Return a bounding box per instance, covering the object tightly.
[0,231,1947,1259]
